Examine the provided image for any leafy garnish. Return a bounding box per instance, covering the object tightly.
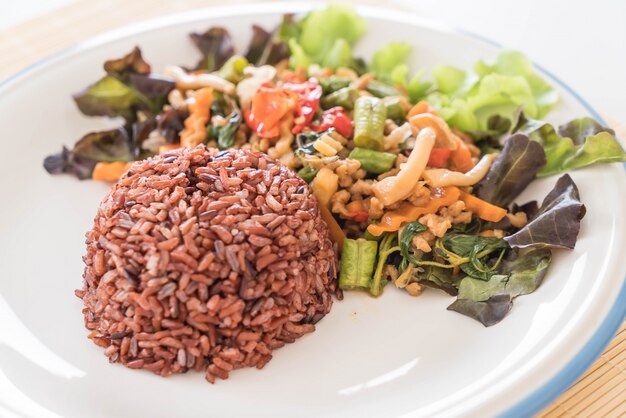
[43,128,133,180]
[428,51,558,131]
[475,134,547,207]
[73,47,174,122]
[245,25,289,66]
[103,46,151,78]
[284,5,365,70]
[516,115,626,177]
[73,76,140,121]
[505,174,586,249]
[474,51,558,118]
[190,27,235,71]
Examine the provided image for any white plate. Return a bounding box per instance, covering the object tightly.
[1,3,625,418]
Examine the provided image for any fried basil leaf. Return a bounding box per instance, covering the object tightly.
[505,174,586,249]
[217,101,242,150]
[414,265,459,296]
[103,46,151,79]
[190,27,235,71]
[448,294,513,327]
[399,221,427,264]
[475,134,547,207]
[43,128,133,180]
[448,248,551,326]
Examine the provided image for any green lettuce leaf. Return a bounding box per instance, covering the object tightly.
[516,115,626,176]
[73,76,140,121]
[428,51,558,131]
[475,50,558,118]
[370,42,411,81]
[299,5,365,62]
[286,5,365,70]
[73,47,174,122]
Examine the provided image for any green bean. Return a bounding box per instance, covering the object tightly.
[353,96,387,150]
[217,55,249,83]
[320,86,359,110]
[319,76,351,94]
[366,80,402,98]
[339,238,378,290]
[383,96,407,121]
[297,166,318,183]
[349,147,397,174]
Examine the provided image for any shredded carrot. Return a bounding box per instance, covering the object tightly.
[459,191,507,223]
[180,87,213,148]
[92,161,133,182]
[407,100,438,118]
[345,200,365,213]
[479,230,501,237]
[158,143,182,154]
[367,186,461,236]
[450,139,475,173]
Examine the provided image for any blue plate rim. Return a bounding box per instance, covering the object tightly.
[1,3,624,417]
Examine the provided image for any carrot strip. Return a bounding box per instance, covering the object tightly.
[459,191,507,222]
[180,87,213,148]
[367,186,461,236]
[158,143,182,154]
[450,138,475,173]
[407,100,438,118]
[92,162,132,182]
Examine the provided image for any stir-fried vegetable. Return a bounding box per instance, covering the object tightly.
[348,147,396,174]
[339,238,378,290]
[353,96,387,150]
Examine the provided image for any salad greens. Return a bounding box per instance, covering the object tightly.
[43,128,133,179]
[505,174,586,249]
[284,5,365,70]
[516,115,626,176]
[475,134,547,208]
[73,47,174,122]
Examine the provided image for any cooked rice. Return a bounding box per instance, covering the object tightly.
[76,145,340,383]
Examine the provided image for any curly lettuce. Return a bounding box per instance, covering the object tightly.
[427,50,558,132]
[285,5,365,70]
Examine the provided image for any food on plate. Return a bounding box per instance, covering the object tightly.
[46,4,626,345]
[76,147,340,382]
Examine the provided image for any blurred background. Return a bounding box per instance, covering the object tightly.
[1,0,625,121]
